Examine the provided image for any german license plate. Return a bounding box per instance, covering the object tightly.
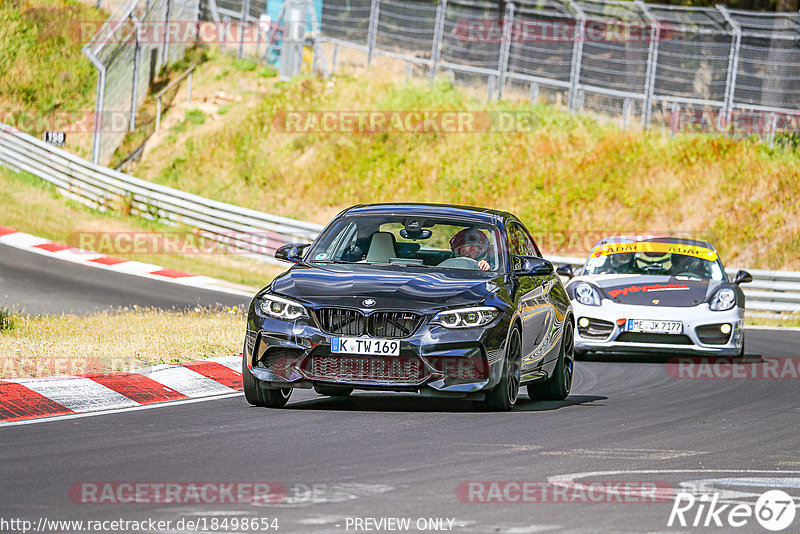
[331,337,400,356]
[627,319,682,334]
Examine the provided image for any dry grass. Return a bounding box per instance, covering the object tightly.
[130,61,800,269]
[0,306,245,379]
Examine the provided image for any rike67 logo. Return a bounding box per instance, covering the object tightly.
[668,490,796,531]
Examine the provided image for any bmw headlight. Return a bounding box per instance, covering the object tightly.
[709,288,736,311]
[257,294,308,320]
[431,306,499,329]
[575,283,601,307]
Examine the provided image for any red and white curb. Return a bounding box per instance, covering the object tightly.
[0,225,253,297]
[0,355,244,424]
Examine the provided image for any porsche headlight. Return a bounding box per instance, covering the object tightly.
[575,283,601,307]
[257,294,308,320]
[709,288,736,311]
[431,306,499,329]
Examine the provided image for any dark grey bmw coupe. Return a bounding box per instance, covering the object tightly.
[242,203,574,411]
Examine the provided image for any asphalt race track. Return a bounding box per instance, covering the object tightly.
[0,243,248,314]
[1,332,798,533]
[2,244,800,532]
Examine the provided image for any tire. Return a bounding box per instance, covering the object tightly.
[241,352,292,408]
[527,320,574,401]
[314,384,354,397]
[479,327,522,412]
[736,333,746,358]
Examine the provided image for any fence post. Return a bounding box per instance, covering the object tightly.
[530,82,539,104]
[669,101,680,137]
[496,2,514,100]
[716,5,741,131]
[238,0,251,59]
[766,112,777,146]
[129,14,143,132]
[488,75,496,101]
[429,0,447,85]
[567,6,586,111]
[366,0,380,65]
[637,1,660,128]
[162,0,173,67]
[622,98,632,129]
[83,46,106,166]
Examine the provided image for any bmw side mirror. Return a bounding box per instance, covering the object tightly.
[734,270,753,285]
[275,243,311,263]
[556,263,574,279]
[513,256,554,277]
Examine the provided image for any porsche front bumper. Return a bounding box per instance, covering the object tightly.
[572,300,744,356]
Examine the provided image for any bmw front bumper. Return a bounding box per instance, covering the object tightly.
[572,300,744,356]
[243,311,510,398]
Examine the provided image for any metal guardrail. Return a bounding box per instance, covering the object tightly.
[547,256,800,314]
[0,124,322,263]
[0,125,797,312]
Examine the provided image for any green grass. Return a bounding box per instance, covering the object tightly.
[0,0,102,115]
[132,71,800,270]
[0,166,284,289]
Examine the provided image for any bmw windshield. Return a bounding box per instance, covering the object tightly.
[583,240,725,281]
[307,215,503,271]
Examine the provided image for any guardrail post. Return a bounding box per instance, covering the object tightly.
[332,44,339,72]
[155,97,162,134]
[238,0,251,59]
[366,0,380,65]
[496,2,514,100]
[429,0,447,85]
[187,71,193,103]
[487,75,496,101]
[568,12,586,111]
[530,82,539,104]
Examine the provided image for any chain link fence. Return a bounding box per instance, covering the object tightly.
[83,0,200,166]
[82,0,799,165]
[308,0,800,138]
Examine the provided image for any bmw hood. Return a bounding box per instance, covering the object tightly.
[269,264,499,309]
[571,274,723,307]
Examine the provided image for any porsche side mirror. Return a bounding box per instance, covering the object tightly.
[556,263,575,279]
[275,243,311,263]
[734,270,753,285]
[513,256,554,277]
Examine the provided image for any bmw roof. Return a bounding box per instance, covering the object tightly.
[341,203,514,224]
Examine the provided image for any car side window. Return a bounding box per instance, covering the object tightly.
[508,222,540,257]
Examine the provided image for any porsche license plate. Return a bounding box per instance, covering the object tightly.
[331,337,400,356]
[626,319,682,334]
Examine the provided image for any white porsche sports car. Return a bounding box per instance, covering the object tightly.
[558,236,752,356]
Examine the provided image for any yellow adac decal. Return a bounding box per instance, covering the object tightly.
[591,242,718,261]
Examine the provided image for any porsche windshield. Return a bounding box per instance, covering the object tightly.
[583,241,725,281]
[307,216,503,271]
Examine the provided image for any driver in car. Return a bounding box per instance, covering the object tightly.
[634,251,673,274]
[450,228,493,271]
